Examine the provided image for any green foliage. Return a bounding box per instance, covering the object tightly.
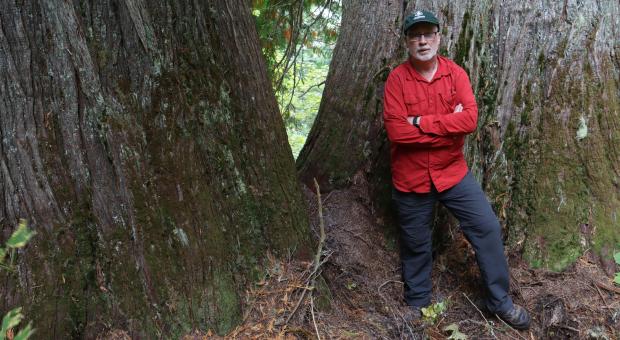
[614,252,620,285]
[279,49,331,157]
[5,220,36,249]
[444,323,468,339]
[0,219,36,272]
[252,0,340,82]
[253,0,341,158]
[345,281,357,290]
[0,220,35,340]
[421,301,448,323]
[0,308,34,340]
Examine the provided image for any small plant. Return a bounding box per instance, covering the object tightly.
[0,219,36,271]
[1,308,34,340]
[444,323,468,339]
[614,252,620,285]
[0,219,36,340]
[345,281,357,290]
[421,301,448,323]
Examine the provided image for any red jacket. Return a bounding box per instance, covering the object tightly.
[383,56,478,193]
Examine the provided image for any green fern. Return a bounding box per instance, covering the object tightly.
[0,220,35,340]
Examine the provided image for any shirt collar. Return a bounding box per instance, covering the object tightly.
[405,55,449,82]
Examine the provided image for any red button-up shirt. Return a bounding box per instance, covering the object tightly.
[383,56,478,193]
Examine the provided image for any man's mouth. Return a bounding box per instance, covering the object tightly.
[417,48,430,53]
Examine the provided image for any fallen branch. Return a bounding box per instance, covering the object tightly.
[593,280,620,294]
[313,178,327,272]
[284,178,328,325]
[592,282,610,309]
[310,294,321,340]
[377,280,403,294]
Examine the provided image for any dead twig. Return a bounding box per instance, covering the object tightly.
[463,293,498,339]
[377,280,403,294]
[284,178,328,325]
[310,294,321,340]
[494,311,528,340]
[285,285,312,324]
[593,280,620,294]
[313,178,327,271]
[559,325,580,333]
[299,80,327,98]
[593,281,611,309]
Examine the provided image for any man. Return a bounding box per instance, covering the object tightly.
[383,10,531,329]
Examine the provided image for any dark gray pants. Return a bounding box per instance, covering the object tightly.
[392,171,514,314]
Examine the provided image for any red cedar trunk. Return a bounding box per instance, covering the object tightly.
[0,0,310,337]
[298,0,620,270]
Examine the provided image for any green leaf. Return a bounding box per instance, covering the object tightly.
[421,301,448,323]
[1,308,24,340]
[614,252,620,265]
[6,220,35,249]
[345,282,357,290]
[614,273,620,286]
[444,323,468,340]
[0,248,5,263]
[13,322,34,340]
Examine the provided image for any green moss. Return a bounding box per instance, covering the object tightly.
[454,11,472,69]
[503,41,620,270]
[208,269,242,334]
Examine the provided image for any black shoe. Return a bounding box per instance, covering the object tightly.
[496,304,531,330]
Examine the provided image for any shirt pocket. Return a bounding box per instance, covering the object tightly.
[438,88,456,114]
[403,92,425,116]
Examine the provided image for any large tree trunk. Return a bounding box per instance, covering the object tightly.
[298,0,620,271]
[0,0,310,337]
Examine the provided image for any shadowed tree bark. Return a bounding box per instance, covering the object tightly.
[298,0,620,270]
[0,0,310,337]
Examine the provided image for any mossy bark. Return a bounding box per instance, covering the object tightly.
[299,0,620,271]
[0,0,311,337]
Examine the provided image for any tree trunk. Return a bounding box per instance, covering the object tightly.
[0,0,310,337]
[296,0,404,192]
[298,0,620,270]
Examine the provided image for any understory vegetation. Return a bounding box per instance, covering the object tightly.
[252,0,340,157]
[1,220,35,340]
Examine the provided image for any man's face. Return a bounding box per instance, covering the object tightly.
[406,23,440,62]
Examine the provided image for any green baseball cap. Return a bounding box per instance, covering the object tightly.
[403,10,440,34]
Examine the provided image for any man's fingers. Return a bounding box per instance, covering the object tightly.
[454,103,463,112]
[407,116,414,125]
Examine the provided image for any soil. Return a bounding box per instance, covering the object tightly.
[187,175,619,339]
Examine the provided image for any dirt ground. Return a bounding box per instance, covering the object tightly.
[188,176,619,340]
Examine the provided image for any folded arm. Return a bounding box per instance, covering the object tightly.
[418,69,479,136]
[383,73,456,148]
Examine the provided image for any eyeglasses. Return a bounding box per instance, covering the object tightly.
[407,31,438,42]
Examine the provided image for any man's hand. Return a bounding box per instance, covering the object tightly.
[406,104,462,126]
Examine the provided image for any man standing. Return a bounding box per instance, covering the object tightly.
[383,10,531,329]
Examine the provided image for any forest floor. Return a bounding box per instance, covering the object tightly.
[187,174,620,340]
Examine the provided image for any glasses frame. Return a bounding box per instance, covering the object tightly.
[407,31,439,42]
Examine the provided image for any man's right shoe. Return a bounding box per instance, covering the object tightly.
[496,304,531,330]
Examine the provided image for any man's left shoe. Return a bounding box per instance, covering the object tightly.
[496,304,531,330]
